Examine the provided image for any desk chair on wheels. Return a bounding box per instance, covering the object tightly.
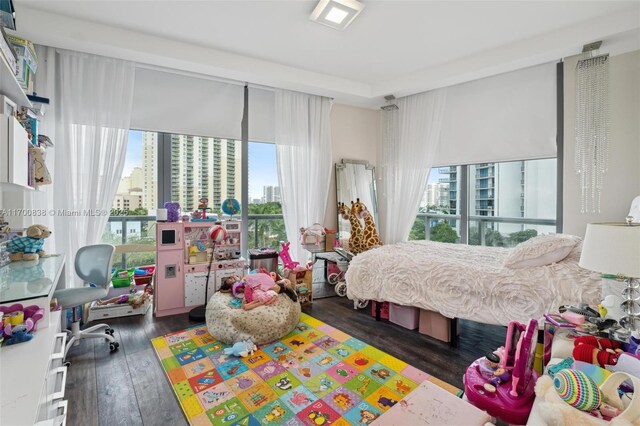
[53,244,119,364]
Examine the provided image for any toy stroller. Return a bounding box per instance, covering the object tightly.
[328,248,368,308]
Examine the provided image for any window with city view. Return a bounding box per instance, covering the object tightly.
[101,131,284,267]
[410,158,557,247]
[248,142,285,249]
[101,130,158,268]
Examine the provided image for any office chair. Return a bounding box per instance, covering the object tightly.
[53,244,119,361]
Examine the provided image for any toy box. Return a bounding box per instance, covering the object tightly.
[248,248,278,273]
[371,301,389,320]
[418,309,457,342]
[389,303,420,330]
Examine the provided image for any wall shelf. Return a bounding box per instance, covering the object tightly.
[0,52,32,108]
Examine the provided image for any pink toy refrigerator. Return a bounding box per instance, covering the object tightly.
[155,222,185,316]
[464,319,539,425]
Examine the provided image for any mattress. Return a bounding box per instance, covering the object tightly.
[345,240,601,326]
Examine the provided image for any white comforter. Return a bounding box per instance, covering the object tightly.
[345,240,601,326]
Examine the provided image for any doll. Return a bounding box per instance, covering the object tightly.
[97,285,152,309]
[220,273,297,310]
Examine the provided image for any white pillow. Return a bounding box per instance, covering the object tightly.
[504,234,580,269]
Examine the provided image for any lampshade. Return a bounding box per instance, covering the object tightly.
[579,223,640,277]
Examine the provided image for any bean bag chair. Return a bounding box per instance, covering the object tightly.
[205,292,301,345]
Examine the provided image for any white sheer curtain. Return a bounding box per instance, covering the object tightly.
[54,50,135,286]
[378,89,447,244]
[275,90,333,263]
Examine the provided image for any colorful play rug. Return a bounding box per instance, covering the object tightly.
[152,313,462,426]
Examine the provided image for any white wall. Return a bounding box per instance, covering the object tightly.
[324,104,380,231]
[563,50,640,237]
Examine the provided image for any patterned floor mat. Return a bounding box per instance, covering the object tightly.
[152,313,462,426]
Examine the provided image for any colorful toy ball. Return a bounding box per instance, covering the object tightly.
[553,369,601,412]
[209,225,228,243]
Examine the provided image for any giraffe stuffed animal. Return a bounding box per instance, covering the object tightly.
[339,202,363,254]
[352,199,382,251]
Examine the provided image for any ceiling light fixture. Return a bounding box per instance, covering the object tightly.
[310,0,365,31]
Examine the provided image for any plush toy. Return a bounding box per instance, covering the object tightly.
[1,305,44,345]
[164,202,180,222]
[573,335,623,367]
[7,224,51,261]
[352,199,382,251]
[224,340,257,357]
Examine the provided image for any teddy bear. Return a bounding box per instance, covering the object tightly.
[163,202,180,222]
[7,224,52,261]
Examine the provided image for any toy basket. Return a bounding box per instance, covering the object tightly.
[337,259,349,272]
[111,268,133,288]
[133,265,155,285]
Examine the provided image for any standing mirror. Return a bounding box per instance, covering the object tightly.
[335,159,378,240]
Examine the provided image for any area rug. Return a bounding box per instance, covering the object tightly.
[152,313,462,426]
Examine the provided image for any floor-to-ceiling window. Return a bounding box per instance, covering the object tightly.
[410,158,556,246]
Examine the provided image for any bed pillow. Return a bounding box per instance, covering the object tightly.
[504,234,580,269]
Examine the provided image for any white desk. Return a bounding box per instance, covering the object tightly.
[0,256,68,425]
[0,255,66,328]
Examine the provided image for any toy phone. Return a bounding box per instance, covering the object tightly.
[503,321,525,369]
[510,319,538,397]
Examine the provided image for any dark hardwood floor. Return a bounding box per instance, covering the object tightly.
[64,296,506,426]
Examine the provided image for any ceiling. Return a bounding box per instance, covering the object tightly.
[14,0,640,108]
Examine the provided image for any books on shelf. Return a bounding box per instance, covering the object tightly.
[6,34,37,92]
[0,27,16,75]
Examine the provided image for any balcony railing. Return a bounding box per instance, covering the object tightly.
[105,214,286,268]
[412,212,556,247]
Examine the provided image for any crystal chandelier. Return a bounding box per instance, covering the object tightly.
[575,45,610,214]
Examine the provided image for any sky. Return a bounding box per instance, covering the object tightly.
[123,130,278,200]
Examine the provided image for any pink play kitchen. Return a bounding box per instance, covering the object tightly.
[155,220,245,317]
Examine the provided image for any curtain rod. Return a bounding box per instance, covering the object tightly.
[134,62,275,92]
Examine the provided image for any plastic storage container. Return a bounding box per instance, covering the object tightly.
[371,301,389,320]
[111,268,133,288]
[248,249,278,273]
[389,303,420,330]
[133,265,155,285]
[418,309,457,342]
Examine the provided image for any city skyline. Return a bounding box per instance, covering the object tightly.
[125,130,278,203]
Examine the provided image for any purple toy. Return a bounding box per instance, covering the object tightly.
[164,202,180,222]
[464,319,539,425]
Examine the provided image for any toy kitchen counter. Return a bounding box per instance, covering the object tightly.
[0,254,66,329]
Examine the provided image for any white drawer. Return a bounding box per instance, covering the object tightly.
[48,366,67,402]
[35,399,67,426]
[50,333,67,369]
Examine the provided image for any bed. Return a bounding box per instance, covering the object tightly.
[345,235,601,326]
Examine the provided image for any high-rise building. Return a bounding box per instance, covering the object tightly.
[169,136,241,212]
[262,186,281,203]
[439,159,556,233]
[423,182,448,208]
[142,132,157,210]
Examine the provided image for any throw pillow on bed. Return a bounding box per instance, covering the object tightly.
[504,234,580,269]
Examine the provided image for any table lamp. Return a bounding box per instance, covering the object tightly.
[579,218,640,332]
